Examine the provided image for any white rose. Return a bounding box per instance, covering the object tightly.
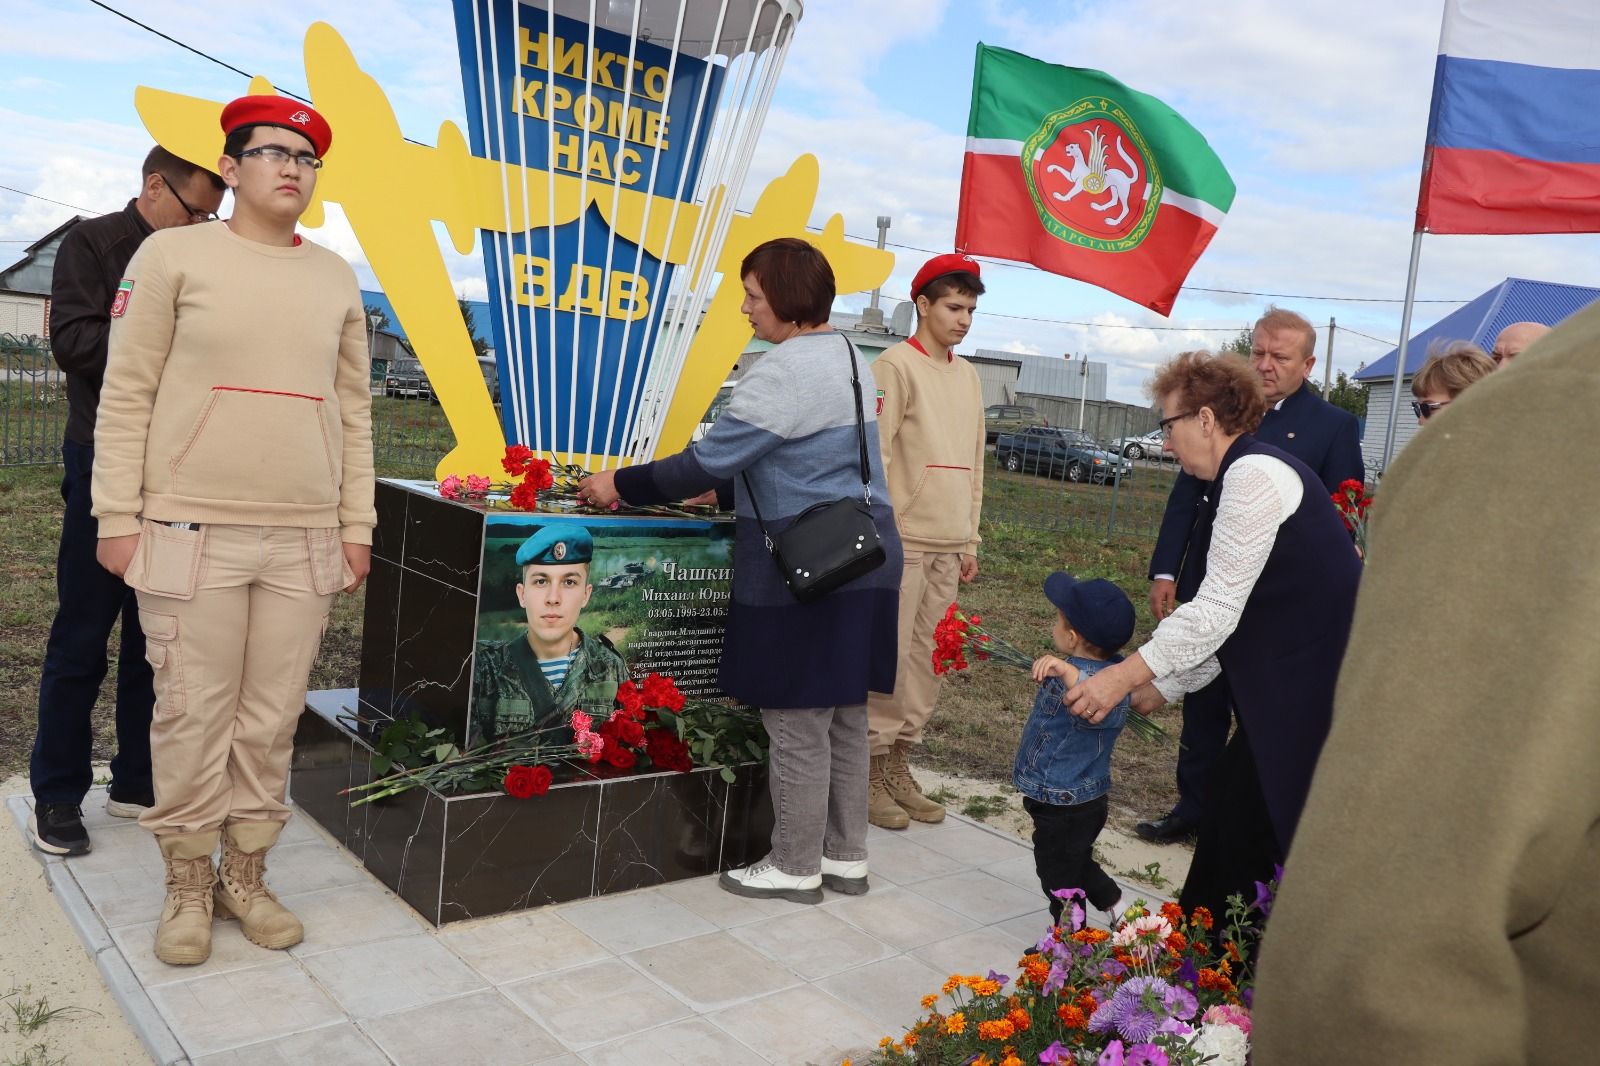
[1189,1022,1249,1066]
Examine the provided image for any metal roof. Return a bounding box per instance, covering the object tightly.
[1355,276,1600,381]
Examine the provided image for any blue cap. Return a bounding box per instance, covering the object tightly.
[1042,572,1135,652]
[515,525,593,567]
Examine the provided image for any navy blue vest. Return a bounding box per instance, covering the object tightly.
[1197,435,1362,851]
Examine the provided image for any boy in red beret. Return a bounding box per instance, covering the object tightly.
[864,253,988,828]
[92,95,373,965]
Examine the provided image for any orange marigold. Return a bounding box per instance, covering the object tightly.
[878,1037,896,1050]
[1071,928,1111,945]
[1197,968,1237,993]
[1160,901,1186,926]
[1057,1003,1088,1028]
[945,1012,967,1035]
[1225,940,1243,962]
[1166,931,1189,954]
[1001,1055,1024,1066]
[1007,1007,1031,1031]
[1021,957,1051,987]
[942,975,964,995]
[977,1019,1015,1041]
[973,979,1002,997]
[971,1057,994,1066]
[1076,992,1098,1016]
[920,994,938,1011]
[903,1032,918,1048]
[1193,906,1214,929]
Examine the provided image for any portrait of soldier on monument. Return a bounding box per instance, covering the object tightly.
[469,523,629,748]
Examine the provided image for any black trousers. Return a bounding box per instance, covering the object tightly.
[30,439,153,805]
[1023,794,1120,924]
[1179,728,1281,963]
[1172,672,1232,823]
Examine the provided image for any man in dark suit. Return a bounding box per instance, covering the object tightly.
[1135,306,1364,844]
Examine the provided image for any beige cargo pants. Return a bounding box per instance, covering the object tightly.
[866,549,963,756]
[127,522,347,835]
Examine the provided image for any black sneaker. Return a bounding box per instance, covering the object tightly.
[30,803,91,856]
[106,781,155,819]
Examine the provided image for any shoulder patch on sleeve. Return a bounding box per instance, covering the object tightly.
[109,279,134,318]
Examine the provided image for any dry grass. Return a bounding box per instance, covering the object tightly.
[2,446,1183,830]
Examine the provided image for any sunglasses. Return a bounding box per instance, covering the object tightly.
[1410,399,1449,421]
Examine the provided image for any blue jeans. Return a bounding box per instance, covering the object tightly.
[30,439,153,805]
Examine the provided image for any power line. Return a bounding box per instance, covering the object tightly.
[85,0,311,103]
[0,184,102,216]
[1335,326,1398,348]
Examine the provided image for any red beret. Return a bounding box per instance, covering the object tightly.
[911,252,981,300]
[220,96,332,158]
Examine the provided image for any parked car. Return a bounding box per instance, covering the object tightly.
[984,403,1047,443]
[995,426,1134,484]
[1109,428,1165,459]
[384,358,432,401]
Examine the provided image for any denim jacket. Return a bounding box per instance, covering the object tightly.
[1012,655,1129,806]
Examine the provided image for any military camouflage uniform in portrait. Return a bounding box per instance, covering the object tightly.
[470,525,628,748]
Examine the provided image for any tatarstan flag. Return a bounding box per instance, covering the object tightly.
[956,45,1235,316]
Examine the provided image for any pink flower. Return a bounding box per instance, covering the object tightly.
[570,710,593,736]
[576,731,605,762]
[438,474,464,500]
[1200,1004,1252,1036]
[464,474,491,496]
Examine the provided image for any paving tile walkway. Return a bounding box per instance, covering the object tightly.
[8,784,1170,1066]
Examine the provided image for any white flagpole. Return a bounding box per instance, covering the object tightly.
[1380,230,1423,472]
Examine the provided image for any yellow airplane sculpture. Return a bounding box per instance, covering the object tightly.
[132,20,893,477]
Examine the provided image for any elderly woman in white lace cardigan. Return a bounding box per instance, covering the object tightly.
[1064,352,1362,934]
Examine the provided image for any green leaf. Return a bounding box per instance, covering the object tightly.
[744,739,763,760]
[720,766,736,783]
[371,754,392,775]
[390,744,412,761]
[432,743,455,763]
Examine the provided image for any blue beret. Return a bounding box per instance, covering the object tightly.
[515,525,593,567]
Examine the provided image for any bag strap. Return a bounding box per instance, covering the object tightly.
[740,332,875,554]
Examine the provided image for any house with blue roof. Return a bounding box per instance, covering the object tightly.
[1354,277,1599,469]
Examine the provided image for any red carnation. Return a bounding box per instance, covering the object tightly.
[603,742,636,769]
[509,479,541,511]
[615,680,645,718]
[502,444,534,476]
[503,764,551,799]
[524,458,555,492]
[607,712,645,748]
[641,672,685,713]
[646,731,694,772]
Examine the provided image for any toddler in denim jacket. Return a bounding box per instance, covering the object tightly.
[1014,571,1137,929]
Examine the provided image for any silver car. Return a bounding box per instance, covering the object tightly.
[1109,429,1165,460]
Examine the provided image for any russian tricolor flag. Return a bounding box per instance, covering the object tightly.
[1417,0,1600,235]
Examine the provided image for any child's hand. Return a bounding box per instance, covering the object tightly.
[1031,655,1079,686]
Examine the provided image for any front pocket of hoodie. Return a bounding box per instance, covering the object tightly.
[171,387,339,506]
[897,465,974,544]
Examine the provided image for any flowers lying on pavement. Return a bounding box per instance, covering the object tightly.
[932,603,1167,742]
[856,883,1273,1066]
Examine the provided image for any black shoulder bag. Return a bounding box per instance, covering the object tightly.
[740,336,887,603]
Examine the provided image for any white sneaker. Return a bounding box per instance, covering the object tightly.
[820,856,869,895]
[718,860,823,904]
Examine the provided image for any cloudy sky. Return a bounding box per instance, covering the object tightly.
[4,0,1597,402]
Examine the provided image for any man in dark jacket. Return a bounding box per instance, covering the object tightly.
[1135,306,1363,844]
[28,147,224,857]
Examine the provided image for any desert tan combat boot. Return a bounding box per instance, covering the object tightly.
[155,831,219,966]
[214,821,303,950]
[868,752,910,829]
[885,741,945,823]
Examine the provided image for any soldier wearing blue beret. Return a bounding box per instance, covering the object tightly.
[471,523,627,747]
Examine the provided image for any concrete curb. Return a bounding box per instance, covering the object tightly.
[6,796,191,1066]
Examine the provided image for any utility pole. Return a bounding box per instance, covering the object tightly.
[857,216,891,332]
[1324,317,1335,390]
[1077,354,1089,431]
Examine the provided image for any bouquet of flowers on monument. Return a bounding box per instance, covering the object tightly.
[932,604,1166,742]
[859,884,1270,1066]
[346,672,767,804]
[435,444,557,511]
[1330,478,1373,558]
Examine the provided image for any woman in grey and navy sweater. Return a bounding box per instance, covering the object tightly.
[580,238,901,903]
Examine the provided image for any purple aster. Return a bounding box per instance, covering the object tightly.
[1038,1041,1071,1064]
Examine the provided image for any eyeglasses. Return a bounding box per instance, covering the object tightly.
[159,174,218,223]
[1410,399,1449,421]
[235,145,323,170]
[1157,411,1195,438]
